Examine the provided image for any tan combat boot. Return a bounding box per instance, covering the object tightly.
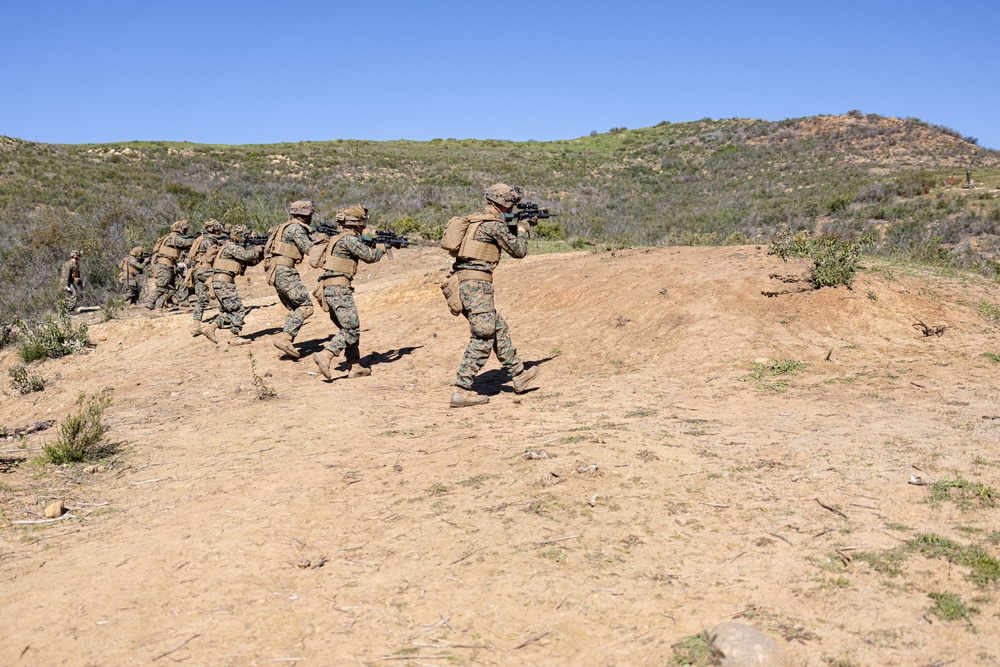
[512,366,540,394]
[313,349,335,379]
[272,332,300,359]
[347,364,372,378]
[228,332,251,346]
[202,322,219,344]
[190,321,203,337]
[450,388,489,408]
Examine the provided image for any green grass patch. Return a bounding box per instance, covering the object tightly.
[928,592,979,624]
[909,534,1000,588]
[981,352,1000,363]
[669,630,721,667]
[929,477,997,509]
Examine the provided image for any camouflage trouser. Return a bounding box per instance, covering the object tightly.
[211,282,247,334]
[147,263,176,308]
[455,280,523,389]
[191,268,214,322]
[169,281,190,306]
[274,267,312,338]
[63,285,80,312]
[120,277,141,304]
[322,285,361,363]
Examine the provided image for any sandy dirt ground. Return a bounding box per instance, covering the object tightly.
[2,244,999,666]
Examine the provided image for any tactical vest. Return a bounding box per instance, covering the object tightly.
[264,220,308,268]
[212,245,243,276]
[458,217,501,263]
[189,235,221,269]
[320,233,358,277]
[154,234,181,265]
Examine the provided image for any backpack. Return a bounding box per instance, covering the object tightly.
[440,212,496,257]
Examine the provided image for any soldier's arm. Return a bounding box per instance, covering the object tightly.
[288,224,317,254]
[344,235,385,264]
[483,220,528,259]
[233,245,263,266]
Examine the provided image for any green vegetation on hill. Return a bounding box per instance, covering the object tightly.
[1,112,999,321]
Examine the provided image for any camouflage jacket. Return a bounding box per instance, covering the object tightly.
[215,242,263,276]
[452,209,528,274]
[277,219,315,259]
[319,231,384,281]
[163,232,194,252]
[60,259,81,287]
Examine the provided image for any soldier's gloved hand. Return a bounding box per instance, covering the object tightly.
[516,217,536,235]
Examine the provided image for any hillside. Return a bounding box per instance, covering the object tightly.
[2,246,1000,665]
[2,112,1000,321]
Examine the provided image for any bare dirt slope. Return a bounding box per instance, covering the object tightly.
[2,245,999,666]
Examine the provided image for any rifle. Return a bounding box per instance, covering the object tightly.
[244,235,269,247]
[315,224,411,259]
[509,202,557,235]
[140,252,153,263]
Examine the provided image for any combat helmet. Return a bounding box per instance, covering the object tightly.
[289,200,315,217]
[336,205,369,227]
[203,218,224,234]
[70,250,82,259]
[170,219,190,234]
[485,183,521,209]
[230,224,250,241]
[130,246,144,257]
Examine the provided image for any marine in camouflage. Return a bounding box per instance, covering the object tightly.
[451,213,529,390]
[60,253,83,311]
[318,233,383,360]
[146,231,193,309]
[272,220,315,338]
[208,241,262,335]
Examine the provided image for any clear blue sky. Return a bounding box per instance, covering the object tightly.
[3,1,998,149]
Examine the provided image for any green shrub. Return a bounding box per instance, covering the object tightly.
[390,215,421,235]
[534,220,566,240]
[102,294,126,322]
[419,222,444,241]
[9,365,44,394]
[15,306,90,363]
[770,231,875,288]
[43,389,113,464]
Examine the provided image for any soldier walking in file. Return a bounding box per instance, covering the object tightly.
[145,220,194,310]
[60,250,84,312]
[310,206,383,379]
[264,200,318,359]
[201,225,263,346]
[446,183,539,407]
[118,246,148,305]
[187,219,226,336]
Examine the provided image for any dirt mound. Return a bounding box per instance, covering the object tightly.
[2,246,999,665]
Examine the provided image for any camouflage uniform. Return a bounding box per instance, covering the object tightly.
[188,227,224,325]
[118,247,147,305]
[146,223,194,309]
[60,253,83,311]
[204,235,262,342]
[319,233,383,362]
[266,203,317,356]
[452,213,528,389]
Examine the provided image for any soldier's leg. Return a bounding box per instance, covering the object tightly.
[146,264,174,309]
[322,286,359,356]
[276,270,313,339]
[64,286,79,312]
[492,312,525,378]
[192,277,209,322]
[454,280,497,390]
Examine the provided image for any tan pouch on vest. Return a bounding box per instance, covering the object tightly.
[440,273,463,316]
[184,268,195,289]
[312,283,329,312]
[265,263,278,287]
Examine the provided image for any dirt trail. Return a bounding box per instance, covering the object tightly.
[2,245,999,666]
